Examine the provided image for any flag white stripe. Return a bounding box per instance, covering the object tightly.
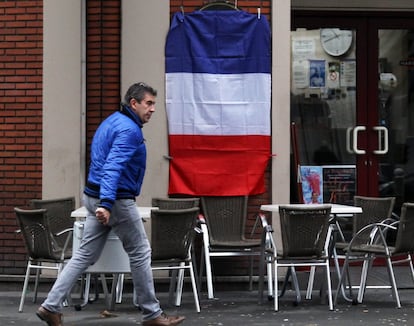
[166,72,271,136]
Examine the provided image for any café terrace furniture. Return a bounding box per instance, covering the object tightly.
[72,204,201,312]
[150,197,200,305]
[71,205,155,310]
[14,207,73,312]
[199,196,267,300]
[113,197,200,306]
[263,204,333,311]
[30,196,76,258]
[259,203,363,305]
[335,202,414,308]
[335,196,396,249]
[150,207,201,312]
[332,196,395,301]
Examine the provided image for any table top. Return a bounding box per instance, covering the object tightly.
[260,203,362,215]
[71,206,156,219]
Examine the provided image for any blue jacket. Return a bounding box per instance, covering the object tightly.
[84,104,146,211]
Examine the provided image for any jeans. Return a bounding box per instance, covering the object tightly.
[42,194,162,321]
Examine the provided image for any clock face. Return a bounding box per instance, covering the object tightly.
[320,29,353,57]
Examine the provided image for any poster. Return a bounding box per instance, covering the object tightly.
[322,165,356,205]
[300,165,356,205]
[300,166,323,204]
[309,59,326,88]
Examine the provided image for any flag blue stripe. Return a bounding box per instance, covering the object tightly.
[165,11,271,74]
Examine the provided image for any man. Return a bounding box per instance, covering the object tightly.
[37,82,185,326]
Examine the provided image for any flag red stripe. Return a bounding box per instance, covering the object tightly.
[168,135,270,195]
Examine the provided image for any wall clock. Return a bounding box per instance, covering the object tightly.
[320,28,353,57]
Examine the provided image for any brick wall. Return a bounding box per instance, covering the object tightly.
[0,1,43,274]
[0,0,123,275]
[85,0,121,169]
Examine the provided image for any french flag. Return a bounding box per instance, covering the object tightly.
[165,10,271,196]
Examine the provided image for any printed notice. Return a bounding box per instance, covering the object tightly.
[292,60,309,89]
[340,60,356,87]
[292,38,315,59]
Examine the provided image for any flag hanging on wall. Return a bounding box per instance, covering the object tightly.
[165,10,271,196]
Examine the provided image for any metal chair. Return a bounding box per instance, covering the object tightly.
[199,196,263,299]
[150,197,200,303]
[335,196,396,247]
[14,207,73,312]
[335,202,414,308]
[150,207,201,312]
[30,196,76,256]
[267,204,333,311]
[332,196,396,301]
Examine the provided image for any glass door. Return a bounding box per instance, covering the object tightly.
[373,20,414,214]
[291,13,414,213]
[290,22,360,206]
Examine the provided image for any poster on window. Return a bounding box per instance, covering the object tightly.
[309,59,326,88]
[300,166,323,204]
[301,165,356,205]
[322,165,356,205]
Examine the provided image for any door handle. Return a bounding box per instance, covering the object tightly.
[373,126,389,154]
[353,126,366,154]
[346,127,354,154]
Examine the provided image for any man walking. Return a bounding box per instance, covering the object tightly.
[37,82,185,326]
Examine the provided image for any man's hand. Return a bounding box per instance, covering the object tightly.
[95,207,110,225]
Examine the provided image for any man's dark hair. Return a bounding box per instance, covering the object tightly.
[123,82,157,105]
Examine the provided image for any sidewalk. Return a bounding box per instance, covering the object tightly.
[1,268,413,326]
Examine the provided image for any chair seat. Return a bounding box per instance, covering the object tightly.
[276,254,329,261]
[335,242,348,250]
[31,250,65,260]
[211,239,261,249]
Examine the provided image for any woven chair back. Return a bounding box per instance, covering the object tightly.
[151,207,200,261]
[278,205,332,258]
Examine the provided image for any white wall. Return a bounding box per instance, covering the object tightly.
[271,0,291,206]
[43,0,82,206]
[122,1,170,206]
